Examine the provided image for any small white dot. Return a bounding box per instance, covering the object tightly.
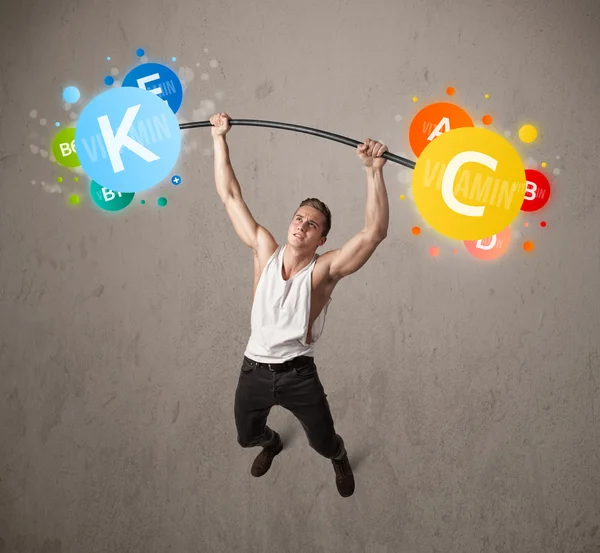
[196,62,201,67]
[553,168,560,175]
[63,103,71,111]
[30,110,38,118]
[397,171,412,185]
[140,56,148,63]
[111,67,119,76]
[201,73,209,81]
[525,157,537,167]
[209,59,219,68]
[504,130,511,137]
[40,149,48,158]
[70,112,78,120]
[31,179,36,185]
[394,114,403,122]
[49,155,56,163]
[556,155,560,160]
[113,80,121,87]
[40,118,47,126]
[41,181,46,185]
[214,91,223,100]
[203,48,209,53]
[30,144,40,154]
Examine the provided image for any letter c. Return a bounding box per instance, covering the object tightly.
[441,151,498,217]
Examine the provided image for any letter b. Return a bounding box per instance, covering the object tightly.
[101,188,123,201]
[525,180,537,201]
[59,142,72,156]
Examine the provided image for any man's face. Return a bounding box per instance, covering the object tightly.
[288,206,327,250]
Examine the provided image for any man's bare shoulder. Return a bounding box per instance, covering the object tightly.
[314,249,341,285]
[254,238,279,269]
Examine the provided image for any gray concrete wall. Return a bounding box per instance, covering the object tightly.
[1,0,599,551]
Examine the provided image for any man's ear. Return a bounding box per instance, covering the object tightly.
[319,236,327,247]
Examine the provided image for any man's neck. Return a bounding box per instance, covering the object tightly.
[282,244,315,279]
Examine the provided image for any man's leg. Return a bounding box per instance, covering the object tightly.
[278,357,355,497]
[234,357,282,476]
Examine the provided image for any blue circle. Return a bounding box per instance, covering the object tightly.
[106,56,111,61]
[104,76,115,86]
[63,86,81,103]
[55,122,60,127]
[171,57,176,62]
[75,87,181,193]
[171,175,181,185]
[136,48,145,56]
[122,63,183,114]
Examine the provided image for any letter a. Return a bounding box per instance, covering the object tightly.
[427,117,451,142]
[98,104,160,174]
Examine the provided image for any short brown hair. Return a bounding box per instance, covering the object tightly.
[297,198,331,237]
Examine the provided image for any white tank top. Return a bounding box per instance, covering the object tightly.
[244,244,332,362]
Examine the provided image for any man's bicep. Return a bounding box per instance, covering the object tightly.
[223,195,261,249]
[223,195,276,253]
[327,231,384,281]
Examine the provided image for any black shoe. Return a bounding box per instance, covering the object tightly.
[251,432,283,477]
[332,453,355,497]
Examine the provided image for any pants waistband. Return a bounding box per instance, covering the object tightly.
[243,355,313,373]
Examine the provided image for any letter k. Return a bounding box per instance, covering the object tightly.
[98,104,160,173]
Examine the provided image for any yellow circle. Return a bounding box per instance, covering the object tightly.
[412,96,418,102]
[541,162,547,167]
[412,127,526,240]
[400,194,405,200]
[485,94,490,99]
[518,124,537,143]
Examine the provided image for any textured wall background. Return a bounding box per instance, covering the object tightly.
[1,0,599,551]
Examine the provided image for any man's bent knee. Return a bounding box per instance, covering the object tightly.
[237,434,261,448]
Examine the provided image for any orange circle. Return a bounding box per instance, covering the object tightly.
[482,115,493,125]
[412,226,421,235]
[408,102,474,157]
[523,241,534,252]
[430,246,440,257]
[464,226,511,260]
[453,248,458,254]
[446,87,455,96]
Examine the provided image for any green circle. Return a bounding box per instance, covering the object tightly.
[140,199,146,204]
[157,197,168,207]
[69,194,80,205]
[51,127,80,168]
[57,176,63,183]
[90,180,135,211]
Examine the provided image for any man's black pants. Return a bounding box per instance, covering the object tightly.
[234,355,346,460]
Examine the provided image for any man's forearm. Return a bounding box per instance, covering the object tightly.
[364,167,389,238]
[213,135,243,201]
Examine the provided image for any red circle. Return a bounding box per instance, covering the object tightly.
[521,170,551,212]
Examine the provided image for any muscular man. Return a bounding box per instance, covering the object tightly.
[211,112,389,498]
